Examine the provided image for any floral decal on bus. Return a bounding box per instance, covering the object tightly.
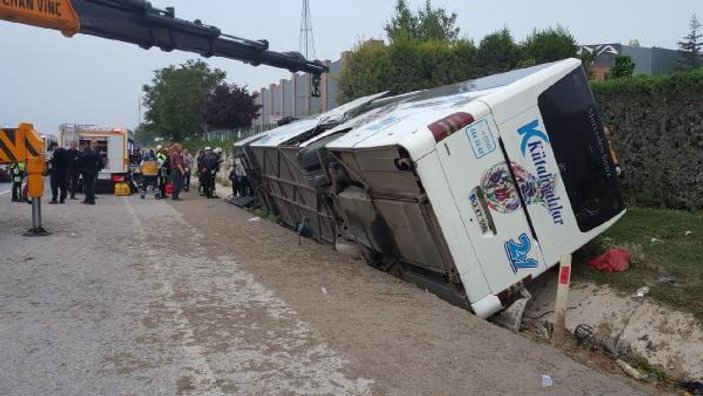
[480,162,557,214]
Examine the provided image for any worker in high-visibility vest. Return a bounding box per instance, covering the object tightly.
[9,161,26,202]
[139,149,161,199]
[155,145,170,199]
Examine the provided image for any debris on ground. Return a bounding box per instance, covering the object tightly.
[655,275,677,284]
[587,248,631,272]
[616,359,646,381]
[321,287,328,295]
[247,216,261,222]
[649,237,664,244]
[541,374,554,387]
[491,289,531,332]
[632,287,650,299]
[685,230,693,236]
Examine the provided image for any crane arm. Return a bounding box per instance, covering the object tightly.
[0,124,46,199]
[0,0,329,77]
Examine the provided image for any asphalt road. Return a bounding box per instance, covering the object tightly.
[0,183,650,395]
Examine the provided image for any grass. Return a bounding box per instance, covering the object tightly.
[573,207,703,320]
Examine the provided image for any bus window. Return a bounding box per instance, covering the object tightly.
[538,68,625,232]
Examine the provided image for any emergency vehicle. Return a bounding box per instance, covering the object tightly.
[59,124,134,191]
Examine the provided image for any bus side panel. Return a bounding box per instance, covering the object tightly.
[415,151,492,305]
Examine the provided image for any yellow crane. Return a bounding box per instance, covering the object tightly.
[0,124,47,235]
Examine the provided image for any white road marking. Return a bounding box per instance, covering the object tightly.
[0,190,11,196]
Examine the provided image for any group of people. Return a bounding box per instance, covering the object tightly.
[137,144,228,201]
[137,144,194,200]
[9,141,248,205]
[9,139,103,205]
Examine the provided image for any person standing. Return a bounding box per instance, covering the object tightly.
[169,143,186,201]
[67,141,82,200]
[234,158,250,197]
[199,149,219,198]
[210,147,224,198]
[156,145,170,199]
[9,161,25,202]
[81,139,102,205]
[48,142,70,204]
[182,149,194,192]
[139,149,160,199]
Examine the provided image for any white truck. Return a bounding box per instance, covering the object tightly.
[235,59,625,318]
[59,124,133,191]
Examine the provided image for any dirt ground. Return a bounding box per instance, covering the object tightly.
[0,184,654,395]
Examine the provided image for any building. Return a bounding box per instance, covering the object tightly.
[253,56,345,128]
[580,42,683,81]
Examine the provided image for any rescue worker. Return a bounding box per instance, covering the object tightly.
[139,149,160,199]
[9,161,25,202]
[67,141,82,200]
[156,145,170,199]
[211,147,224,197]
[48,142,70,204]
[199,148,219,198]
[81,139,102,205]
[197,147,212,196]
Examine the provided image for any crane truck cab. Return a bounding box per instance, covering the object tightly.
[59,124,132,193]
[236,59,625,318]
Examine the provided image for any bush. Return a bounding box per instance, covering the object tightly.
[592,68,703,209]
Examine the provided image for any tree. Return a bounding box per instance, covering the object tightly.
[142,60,226,141]
[607,55,636,80]
[204,84,262,130]
[337,40,392,103]
[579,48,598,79]
[385,0,418,43]
[475,28,520,75]
[521,26,577,65]
[384,0,459,43]
[678,14,702,70]
[416,0,460,42]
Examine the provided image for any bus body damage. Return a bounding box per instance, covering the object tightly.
[235,59,625,318]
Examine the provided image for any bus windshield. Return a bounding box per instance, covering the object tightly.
[538,68,625,232]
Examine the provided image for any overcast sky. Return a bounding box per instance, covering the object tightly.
[0,0,699,134]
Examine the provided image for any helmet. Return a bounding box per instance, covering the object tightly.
[156,145,162,151]
[204,146,212,151]
[214,147,223,154]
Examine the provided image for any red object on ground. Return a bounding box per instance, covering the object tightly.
[165,183,174,195]
[587,248,631,272]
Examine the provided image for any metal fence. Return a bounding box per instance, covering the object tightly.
[203,124,278,142]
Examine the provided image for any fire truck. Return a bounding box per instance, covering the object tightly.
[59,124,133,191]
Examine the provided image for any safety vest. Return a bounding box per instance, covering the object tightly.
[10,162,25,182]
[141,160,159,176]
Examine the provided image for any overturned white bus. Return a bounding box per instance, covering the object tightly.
[234,59,625,318]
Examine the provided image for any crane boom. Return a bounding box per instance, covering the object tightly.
[0,0,329,80]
